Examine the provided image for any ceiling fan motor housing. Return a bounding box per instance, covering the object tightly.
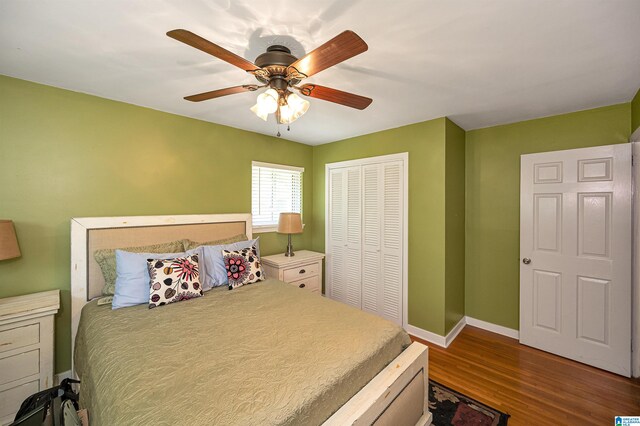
[254,45,300,87]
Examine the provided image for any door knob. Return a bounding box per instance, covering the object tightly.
[523,258,531,265]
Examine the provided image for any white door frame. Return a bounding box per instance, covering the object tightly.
[325,152,409,329]
[632,140,640,378]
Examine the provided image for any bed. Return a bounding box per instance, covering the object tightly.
[70,214,431,426]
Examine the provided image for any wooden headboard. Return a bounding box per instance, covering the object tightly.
[70,214,252,370]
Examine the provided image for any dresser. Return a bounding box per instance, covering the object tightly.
[261,250,325,294]
[0,290,60,425]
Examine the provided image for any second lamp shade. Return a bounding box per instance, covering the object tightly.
[0,220,21,260]
[277,213,303,234]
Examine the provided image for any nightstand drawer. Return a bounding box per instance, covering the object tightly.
[0,323,40,354]
[0,290,59,423]
[0,349,40,385]
[261,251,324,296]
[283,262,319,282]
[288,275,320,292]
[0,379,39,419]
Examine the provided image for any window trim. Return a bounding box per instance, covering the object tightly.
[251,161,304,232]
[252,161,304,173]
[253,223,306,234]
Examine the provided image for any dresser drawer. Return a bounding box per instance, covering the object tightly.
[288,275,320,292]
[0,323,40,354]
[283,262,319,282]
[0,379,39,419]
[0,349,40,385]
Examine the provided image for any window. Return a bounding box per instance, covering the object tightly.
[251,161,303,231]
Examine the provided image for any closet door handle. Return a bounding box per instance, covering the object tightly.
[299,269,306,274]
[299,283,306,288]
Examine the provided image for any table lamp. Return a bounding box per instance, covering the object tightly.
[0,220,21,260]
[277,213,303,257]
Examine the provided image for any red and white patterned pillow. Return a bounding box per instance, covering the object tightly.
[147,254,202,308]
[222,246,264,290]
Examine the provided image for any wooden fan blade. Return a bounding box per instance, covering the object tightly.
[299,84,372,110]
[288,31,368,79]
[167,29,259,72]
[184,85,259,102]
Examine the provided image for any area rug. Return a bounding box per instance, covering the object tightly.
[429,380,509,425]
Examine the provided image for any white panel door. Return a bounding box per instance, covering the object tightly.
[520,144,632,376]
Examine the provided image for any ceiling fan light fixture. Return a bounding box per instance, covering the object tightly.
[258,88,279,114]
[250,104,268,121]
[279,103,294,124]
[279,92,310,124]
[251,88,279,121]
[287,93,309,115]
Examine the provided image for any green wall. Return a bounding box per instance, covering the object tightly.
[2,73,636,373]
[312,118,454,335]
[0,75,314,373]
[464,104,631,329]
[632,88,640,134]
[444,119,466,333]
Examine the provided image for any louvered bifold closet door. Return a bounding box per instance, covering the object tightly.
[380,161,403,325]
[328,168,348,303]
[328,166,362,307]
[328,158,403,325]
[345,167,363,308]
[362,164,382,315]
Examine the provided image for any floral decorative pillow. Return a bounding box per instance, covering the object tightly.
[147,254,202,308]
[222,246,264,290]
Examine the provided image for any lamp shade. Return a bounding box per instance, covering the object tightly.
[277,213,303,234]
[0,220,21,260]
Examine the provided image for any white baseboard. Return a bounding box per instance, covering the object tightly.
[405,316,466,348]
[407,316,519,347]
[405,324,446,347]
[465,316,519,339]
[445,317,467,346]
[54,370,72,385]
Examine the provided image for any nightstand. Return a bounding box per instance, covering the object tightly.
[261,250,325,294]
[0,290,60,425]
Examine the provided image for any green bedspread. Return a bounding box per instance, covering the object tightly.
[75,279,410,426]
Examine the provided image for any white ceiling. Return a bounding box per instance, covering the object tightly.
[1,0,639,145]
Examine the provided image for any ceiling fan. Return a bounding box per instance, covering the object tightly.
[167,29,372,127]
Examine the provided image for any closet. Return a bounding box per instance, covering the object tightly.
[325,153,407,326]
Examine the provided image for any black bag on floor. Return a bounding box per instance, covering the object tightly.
[11,378,80,426]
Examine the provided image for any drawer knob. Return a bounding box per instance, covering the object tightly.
[299,269,306,274]
[299,283,306,288]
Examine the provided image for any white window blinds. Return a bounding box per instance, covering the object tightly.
[252,162,303,228]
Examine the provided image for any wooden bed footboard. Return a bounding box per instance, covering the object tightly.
[323,342,431,426]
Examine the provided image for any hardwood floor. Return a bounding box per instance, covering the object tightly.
[411,326,640,425]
